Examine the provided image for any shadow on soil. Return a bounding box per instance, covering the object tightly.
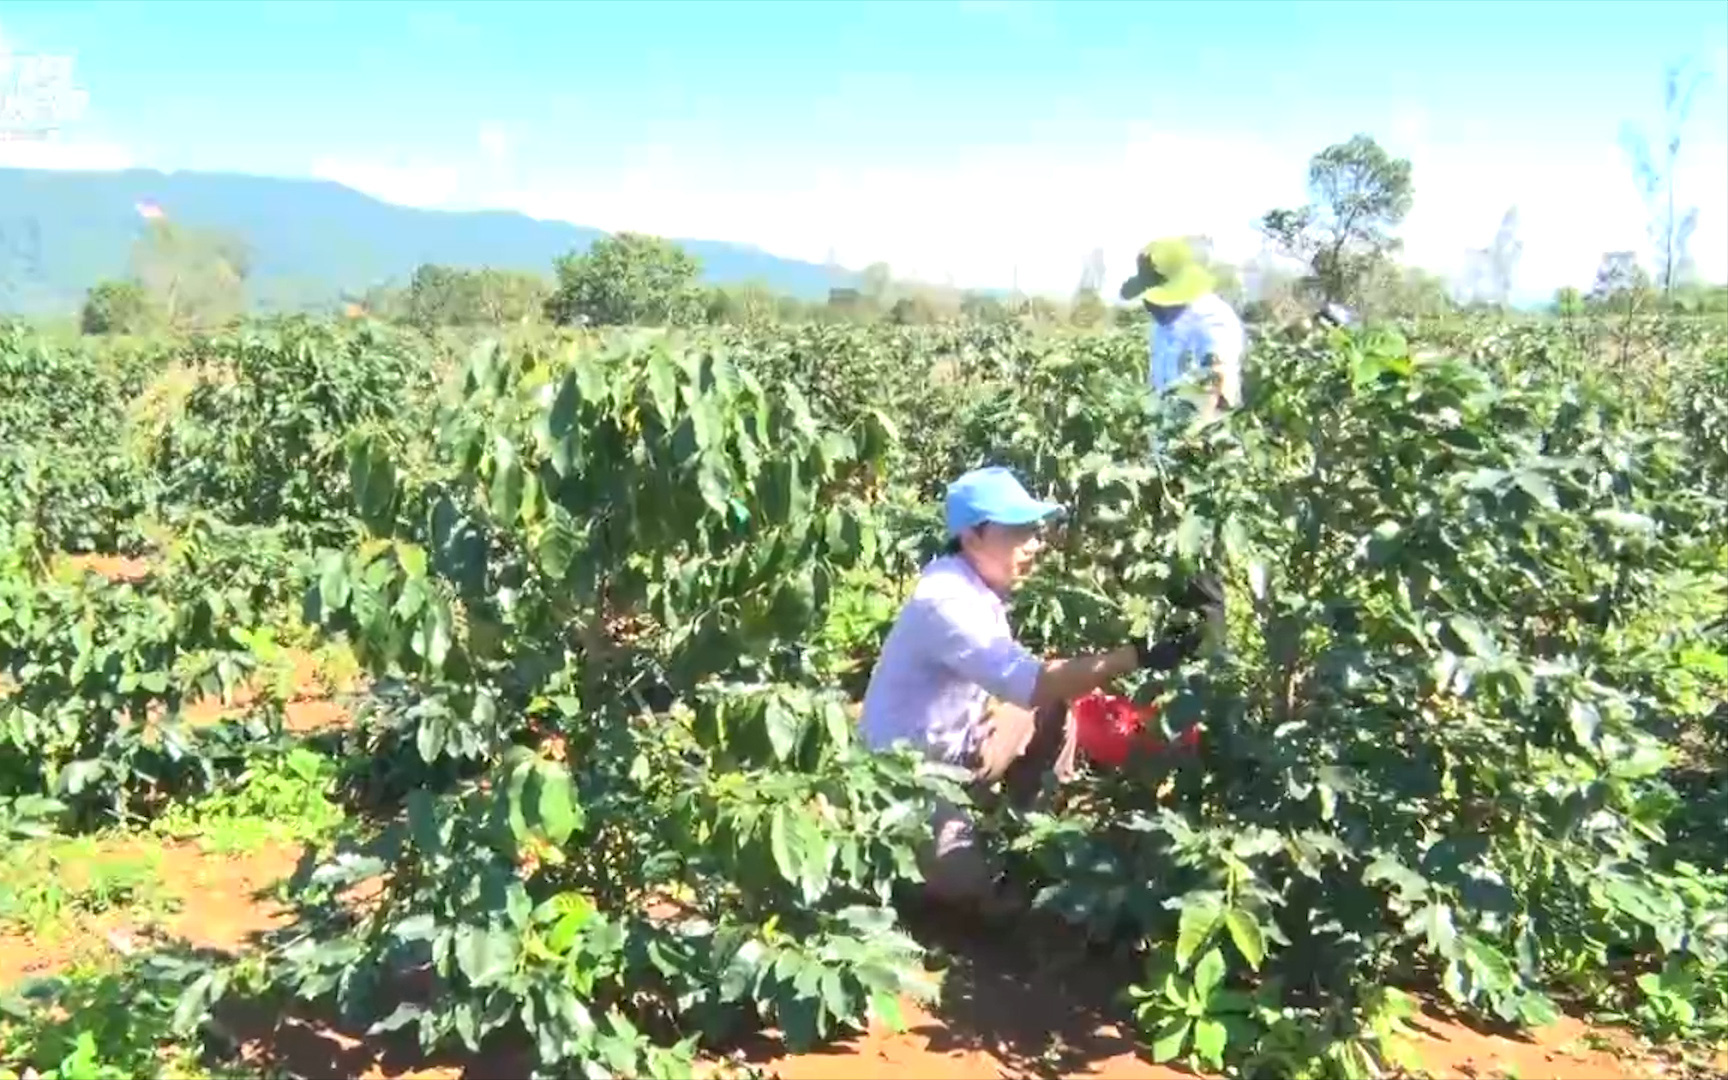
[911,906,1152,1079]
[207,895,1157,1080]
[209,935,532,1080]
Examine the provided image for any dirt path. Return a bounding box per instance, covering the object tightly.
[178,644,354,735]
[0,838,1662,1080]
[0,839,300,989]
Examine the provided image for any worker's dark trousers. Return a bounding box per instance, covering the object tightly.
[1167,571,1227,646]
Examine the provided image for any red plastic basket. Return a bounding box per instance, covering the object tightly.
[1071,691,1200,768]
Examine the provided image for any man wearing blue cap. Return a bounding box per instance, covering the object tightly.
[860,465,1199,916]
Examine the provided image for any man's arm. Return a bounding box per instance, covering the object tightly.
[1197,300,1246,407]
[919,596,1140,711]
[1025,648,1141,709]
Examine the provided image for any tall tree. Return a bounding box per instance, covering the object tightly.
[1463,206,1523,308]
[405,264,549,328]
[79,279,157,335]
[129,219,250,330]
[1620,59,1707,300]
[1589,250,1652,307]
[1071,248,1107,327]
[1077,248,1106,295]
[858,263,893,307]
[1258,133,1415,308]
[544,233,705,327]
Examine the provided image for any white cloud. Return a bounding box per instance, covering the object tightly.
[0,133,131,170]
[315,126,527,213]
[347,118,1727,301]
[463,128,1303,297]
[310,156,461,209]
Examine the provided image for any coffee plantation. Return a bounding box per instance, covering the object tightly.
[1,311,1723,1079]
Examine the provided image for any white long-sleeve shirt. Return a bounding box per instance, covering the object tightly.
[1147,292,1245,407]
[859,554,1041,765]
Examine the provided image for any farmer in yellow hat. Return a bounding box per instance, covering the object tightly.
[1119,237,1245,423]
[1119,237,1240,651]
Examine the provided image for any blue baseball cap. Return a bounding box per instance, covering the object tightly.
[943,466,1065,537]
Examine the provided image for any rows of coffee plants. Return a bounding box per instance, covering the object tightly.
[985,325,1728,1074]
[1,311,1725,1078]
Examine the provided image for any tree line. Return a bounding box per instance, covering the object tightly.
[79,61,1723,336]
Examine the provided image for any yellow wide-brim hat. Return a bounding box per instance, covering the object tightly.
[1118,237,1216,306]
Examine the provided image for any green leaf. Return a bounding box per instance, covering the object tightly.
[1224,908,1266,971]
[58,759,105,795]
[646,349,679,424]
[1175,902,1220,969]
[171,971,216,1035]
[1602,877,1674,930]
[697,457,730,516]
[504,880,532,930]
[1518,991,1560,1027]
[1192,1017,1228,1066]
[870,990,905,1031]
[1409,903,1458,957]
[793,812,834,904]
[1149,1017,1191,1063]
[367,1002,426,1036]
[1174,512,1209,559]
[763,697,800,762]
[1513,469,1558,508]
[318,555,352,613]
[406,788,443,857]
[1192,947,1226,999]
[396,541,428,580]
[1446,614,1495,658]
[768,805,797,885]
[414,599,453,672]
[416,711,448,764]
[528,761,582,846]
[394,914,438,942]
[535,514,579,579]
[453,924,516,988]
[348,438,397,528]
[1567,699,1600,749]
[490,436,525,523]
[547,896,596,953]
[548,372,580,440]
[1591,508,1655,534]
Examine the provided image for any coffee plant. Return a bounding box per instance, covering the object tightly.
[0,313,1723,1078]
[227,331,967,1076]
[982,325,1728,1075]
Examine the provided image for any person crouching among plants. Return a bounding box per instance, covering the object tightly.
[859,465,1200,917]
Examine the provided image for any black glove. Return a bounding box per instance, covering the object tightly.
[1168,572,1225,614]
[1134,625,1203,671]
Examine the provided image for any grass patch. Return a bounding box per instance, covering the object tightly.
[151,746,342,855]
[1,952,269,1080]
[0,839,180,942]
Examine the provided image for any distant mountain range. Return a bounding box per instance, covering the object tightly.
[0,168,860,316]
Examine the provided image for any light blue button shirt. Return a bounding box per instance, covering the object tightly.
[859,554,1043,765]
[1148,292,1246,406]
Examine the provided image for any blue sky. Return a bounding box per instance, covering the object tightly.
[3,0,1725,300]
